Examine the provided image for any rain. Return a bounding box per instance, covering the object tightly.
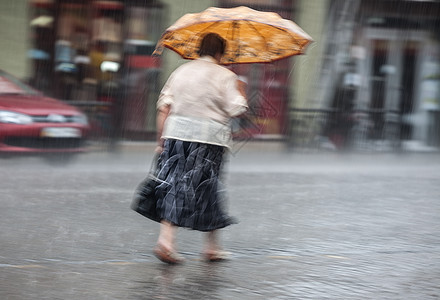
[1,0,440,299]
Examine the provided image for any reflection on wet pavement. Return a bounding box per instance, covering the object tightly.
[1,152,440,299]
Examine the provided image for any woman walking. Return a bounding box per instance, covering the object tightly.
[153,33,248,264]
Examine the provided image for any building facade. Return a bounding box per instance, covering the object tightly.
[0,0,325,144]
[313,0,440,150]
[1,0,438,150]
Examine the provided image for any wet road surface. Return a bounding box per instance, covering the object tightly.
[1,146,440,299]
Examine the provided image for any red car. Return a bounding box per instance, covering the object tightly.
[0,70,90,159]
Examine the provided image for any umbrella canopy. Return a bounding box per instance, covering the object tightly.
[153,6,313,64]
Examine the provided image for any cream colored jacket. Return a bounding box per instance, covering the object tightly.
[157,56,247,148]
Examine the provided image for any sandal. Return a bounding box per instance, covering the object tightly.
[153,244,185,264]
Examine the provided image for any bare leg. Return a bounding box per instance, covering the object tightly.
[157,220,176,251]
[154,220,184,264]
[204,230,220,254]
[203,230,229,261]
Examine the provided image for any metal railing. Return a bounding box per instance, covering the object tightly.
[288,108,403,151]
[68,101,436,153]
[69,101,115,145]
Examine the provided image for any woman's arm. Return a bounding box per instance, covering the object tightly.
[223,78,248,118]
[237,79,247,99]
[156,104,171,152]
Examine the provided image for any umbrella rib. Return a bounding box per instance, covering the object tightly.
[194,21,224,38]
[271,25,304,50]
[286,30,303,50]
[246,20,305,53]
[244,20,268,51]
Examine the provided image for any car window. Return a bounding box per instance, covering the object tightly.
[0,71,39,95]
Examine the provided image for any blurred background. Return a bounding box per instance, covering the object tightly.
[1,0,439,153]
[1,2,440,298]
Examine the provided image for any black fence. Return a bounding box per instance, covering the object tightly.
[288,108,404,151]
[70,101,437,152]
[69,101,117,148]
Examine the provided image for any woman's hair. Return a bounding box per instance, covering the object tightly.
[197,33,226,58]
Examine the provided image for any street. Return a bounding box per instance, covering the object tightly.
[1,144,440,299]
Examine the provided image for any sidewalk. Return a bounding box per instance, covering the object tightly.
[92,139,439,155]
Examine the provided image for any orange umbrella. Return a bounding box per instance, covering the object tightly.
[153,6,313,64]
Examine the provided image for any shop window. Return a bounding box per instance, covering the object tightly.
[399,41,419,140]
[28,0,163,140]
[53,1,90,100]
[121,3,163,138]
[89,1,124,101]
[369,39,389,139]
[29,0,55,93]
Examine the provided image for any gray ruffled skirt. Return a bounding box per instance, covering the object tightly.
[156,139,237,231]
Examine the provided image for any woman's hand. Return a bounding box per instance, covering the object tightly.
[155,138,164,153]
